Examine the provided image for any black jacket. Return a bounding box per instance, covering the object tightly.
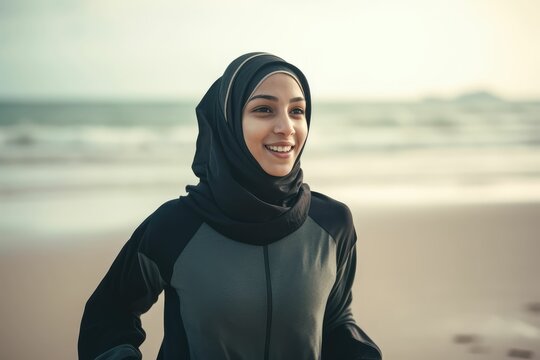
[78,192,381,360]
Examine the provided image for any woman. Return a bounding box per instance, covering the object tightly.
[78,52,381,360]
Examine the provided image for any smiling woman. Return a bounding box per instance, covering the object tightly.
[78,52,381,360]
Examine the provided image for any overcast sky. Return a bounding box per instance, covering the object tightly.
[1,0,539,100]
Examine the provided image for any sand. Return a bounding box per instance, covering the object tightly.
[1,202,539,360]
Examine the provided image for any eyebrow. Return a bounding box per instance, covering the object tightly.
[246,94,306,104]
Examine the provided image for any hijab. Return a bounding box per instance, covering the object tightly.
[183,52,312,245]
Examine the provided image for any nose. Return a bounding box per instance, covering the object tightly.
[273,111,295,136]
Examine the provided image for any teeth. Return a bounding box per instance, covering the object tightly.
[266,145,293,153]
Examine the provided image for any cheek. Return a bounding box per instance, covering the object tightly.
[242,118,264,153]
[296,121,309,149]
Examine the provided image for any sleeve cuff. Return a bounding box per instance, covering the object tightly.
[324,323,382,360]
[95,344,142,360]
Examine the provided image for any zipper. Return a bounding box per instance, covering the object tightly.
[263,245,272,360]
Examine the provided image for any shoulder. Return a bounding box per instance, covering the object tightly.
[310,191,354,222]
[139,197,204,283]
[308,191,355,246]
[146,198,200,229]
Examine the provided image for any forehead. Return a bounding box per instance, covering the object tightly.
[251,72,304,96]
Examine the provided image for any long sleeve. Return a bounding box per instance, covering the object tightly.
[321,243,382,360]
[78,217,165,360]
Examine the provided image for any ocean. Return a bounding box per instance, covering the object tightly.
[1,99,540,245]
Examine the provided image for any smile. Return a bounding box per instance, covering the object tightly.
[265,145,294,153]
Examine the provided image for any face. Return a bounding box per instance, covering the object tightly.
[242,73,308,177]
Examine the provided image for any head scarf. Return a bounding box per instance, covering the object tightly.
[183,52,312,245]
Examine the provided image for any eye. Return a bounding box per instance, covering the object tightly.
[253,106,272,113]
[290,107,305,115]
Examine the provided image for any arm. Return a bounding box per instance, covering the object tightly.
[321,243,382,360]
[78,217,165,360]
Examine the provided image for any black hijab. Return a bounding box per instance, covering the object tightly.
[183,52,312,245]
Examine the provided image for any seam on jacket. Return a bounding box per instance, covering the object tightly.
[306,215,338,245]
[172,222,205,277]
[306,215,358,273]
[138,252,166,289]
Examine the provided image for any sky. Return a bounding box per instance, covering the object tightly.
[1,0,539,100]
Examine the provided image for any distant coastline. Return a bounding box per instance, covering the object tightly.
[422,90,505,104]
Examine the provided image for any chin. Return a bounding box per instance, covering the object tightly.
[262,164,294,177]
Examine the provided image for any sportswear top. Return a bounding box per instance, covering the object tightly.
[78,192,382,360]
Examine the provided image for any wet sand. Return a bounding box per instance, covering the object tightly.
[1,202,539,360]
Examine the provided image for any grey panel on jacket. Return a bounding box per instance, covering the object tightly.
[171,217,337,360]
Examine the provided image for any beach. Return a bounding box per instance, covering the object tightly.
[1,99,539,359]
[1,201,539,360]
